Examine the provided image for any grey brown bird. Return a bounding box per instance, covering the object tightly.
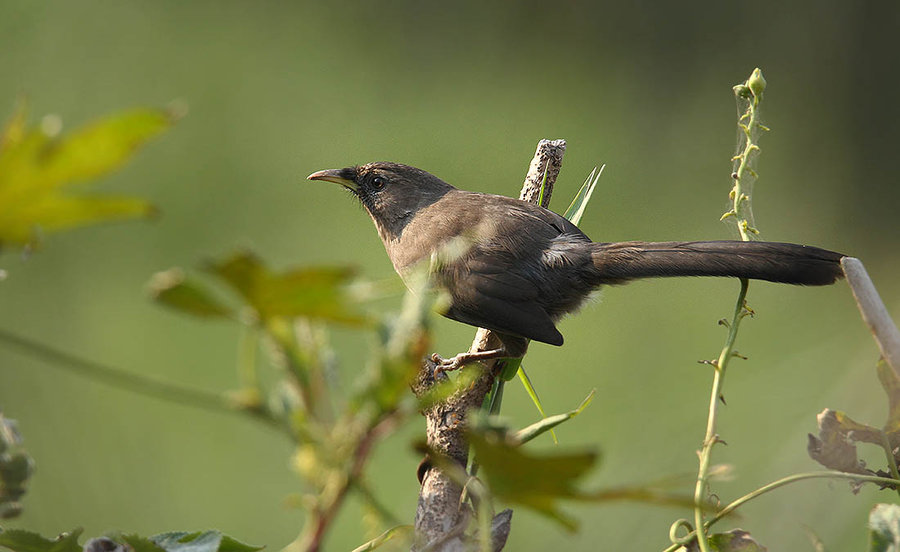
[308,162,844,370]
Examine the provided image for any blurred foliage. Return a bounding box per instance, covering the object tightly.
[0,414,32,520]
[150,251,369,326]
[0,102,178,249]
[0,529,261,552]
[868,504,900,552]
[467,422,599,531]
[150,253,435,550]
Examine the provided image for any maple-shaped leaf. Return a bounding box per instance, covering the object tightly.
[0,102,179,248]
[466,429,598,530]
[203,251,369,325]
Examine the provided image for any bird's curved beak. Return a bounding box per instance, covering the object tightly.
[307,168,358,192]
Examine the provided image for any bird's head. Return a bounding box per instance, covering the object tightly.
[307,162,454,240]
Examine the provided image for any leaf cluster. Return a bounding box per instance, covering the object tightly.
[149,252,437,550]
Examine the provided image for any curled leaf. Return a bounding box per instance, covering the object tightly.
[807,409,872,474]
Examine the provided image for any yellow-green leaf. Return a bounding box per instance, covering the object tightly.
[0,104,177,247]
[205,251,368,325]
[148,269,233,319]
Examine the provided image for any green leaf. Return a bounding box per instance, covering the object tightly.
[466,429,599,530]
[563,165,603,225]
[148,268,234,318]
[870,503,900,552]
[0,104,178,247]
[151,532,223,552]
[118,535,167,552]
[214,536,264,552]
[499,357,520,382]
[0,528,83,552]
[0,531,260,552]
[206,251,367,325]
[34,109,174,188]
[515,364,554,443]
[126,532,262,552]
[515,389,595,445]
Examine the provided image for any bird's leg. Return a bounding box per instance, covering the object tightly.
[430,334,529,375]
[430,348,513,374]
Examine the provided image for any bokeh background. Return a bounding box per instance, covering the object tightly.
[1,1,898,550]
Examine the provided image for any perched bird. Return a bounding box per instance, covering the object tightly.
[308,162,844,370]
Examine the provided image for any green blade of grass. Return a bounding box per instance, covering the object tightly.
[517,364,558,444]
[537,161,550,207]
[563,164,604,225]
[515,389,595,445]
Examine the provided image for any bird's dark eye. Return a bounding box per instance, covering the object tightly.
[371,176,387,190]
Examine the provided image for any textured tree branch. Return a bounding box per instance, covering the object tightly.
[411,139,567,551]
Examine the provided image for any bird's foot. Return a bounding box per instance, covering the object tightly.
[430,353,465,376]
[429,348,509,378]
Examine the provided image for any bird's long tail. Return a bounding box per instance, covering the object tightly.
[590,241,845,286]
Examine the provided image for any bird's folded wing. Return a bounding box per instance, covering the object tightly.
[442,255,564,346]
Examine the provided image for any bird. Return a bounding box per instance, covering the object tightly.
[308,162,845,370]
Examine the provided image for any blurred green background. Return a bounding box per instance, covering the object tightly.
[1,1,898,550]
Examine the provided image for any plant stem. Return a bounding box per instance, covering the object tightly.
[665,471,900,552]
[290,413,399,552]
[692,279,749,552]
[691,69,767,552]
[0,328,264,418]
[879,430,900,500]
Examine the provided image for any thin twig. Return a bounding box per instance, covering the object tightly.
[0,328,256,417]
[692,280,748,551]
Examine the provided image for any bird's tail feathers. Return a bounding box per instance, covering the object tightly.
[589,240,844,286]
